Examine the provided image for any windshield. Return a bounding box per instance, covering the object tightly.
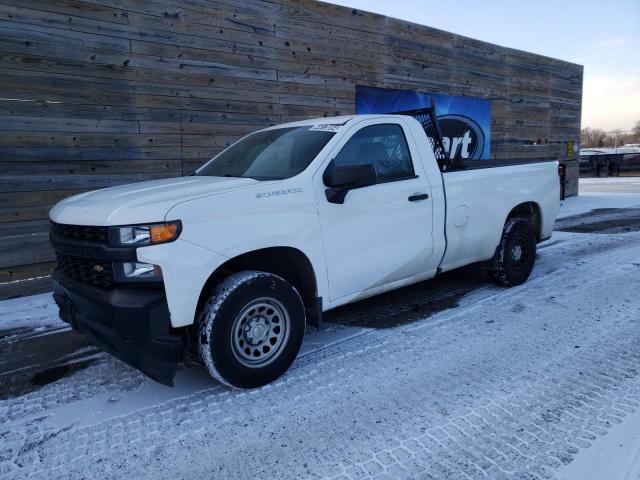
[195,126,336,180]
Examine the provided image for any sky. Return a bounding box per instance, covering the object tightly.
[329,0,640,132]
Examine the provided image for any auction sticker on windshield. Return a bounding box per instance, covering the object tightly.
[309,123,344,132]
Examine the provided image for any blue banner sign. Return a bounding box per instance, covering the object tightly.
[355,85,492,160]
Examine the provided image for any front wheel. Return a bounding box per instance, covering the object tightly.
[197,271,306,388]
[492,218,537,287]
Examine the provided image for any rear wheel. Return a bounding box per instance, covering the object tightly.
[492,218,537,287]
[197,271,305,388]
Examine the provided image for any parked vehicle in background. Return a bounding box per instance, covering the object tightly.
[49,112,561,388]
[579,146,640,176]
[617,144,640,154]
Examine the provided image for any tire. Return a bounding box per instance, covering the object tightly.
[492,218,537,287]
[197,271,306,388]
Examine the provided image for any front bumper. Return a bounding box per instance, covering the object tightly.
[52,273,183,386]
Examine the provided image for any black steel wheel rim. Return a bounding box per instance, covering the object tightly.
[510,234,529,272]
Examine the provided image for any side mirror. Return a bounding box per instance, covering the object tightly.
[323,162,378,204]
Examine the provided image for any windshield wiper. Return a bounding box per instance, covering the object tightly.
[194,173,282,181]
[224,174,283,181]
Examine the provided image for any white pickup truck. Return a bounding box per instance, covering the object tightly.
[50,113,560,388]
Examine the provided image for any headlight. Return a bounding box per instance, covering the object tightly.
[114,262,163,282]
[109,221,181,247]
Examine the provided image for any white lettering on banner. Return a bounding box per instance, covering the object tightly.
[443,130,474,160]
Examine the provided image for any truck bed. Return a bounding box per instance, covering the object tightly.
[439,161,561,271]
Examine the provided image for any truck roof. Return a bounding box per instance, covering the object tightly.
[262,114,409,131]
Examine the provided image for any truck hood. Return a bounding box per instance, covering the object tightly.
[49,176,258,226]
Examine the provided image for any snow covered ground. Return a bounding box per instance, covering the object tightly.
[579,177,640,195]
[2,179,640,480]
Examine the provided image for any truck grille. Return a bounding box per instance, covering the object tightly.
[50,222,108,243]
[55,254,114,289]
[50,222,115,289]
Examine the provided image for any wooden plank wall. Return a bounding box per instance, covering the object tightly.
[0,0,583,298]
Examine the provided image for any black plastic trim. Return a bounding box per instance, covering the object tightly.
[408,193,429,201]
[377,174,419,184]
[52,274,183,386]
[50,231,137,261]
[307,296,323,329]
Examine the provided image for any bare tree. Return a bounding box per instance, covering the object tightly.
[581,127,608,148]
[581,121,640,148]
[632,120,640,142]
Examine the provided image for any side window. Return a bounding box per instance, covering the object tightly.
[333,124,415,182]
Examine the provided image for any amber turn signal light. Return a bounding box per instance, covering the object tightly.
[150,223,179,243]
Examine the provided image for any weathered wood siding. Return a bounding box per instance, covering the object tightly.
[0,0,583,297]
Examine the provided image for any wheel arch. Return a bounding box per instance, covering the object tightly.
[505,201,543,241]
[195,246,320,327]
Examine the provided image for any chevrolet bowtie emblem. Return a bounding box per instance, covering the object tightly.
[93,264,104,273]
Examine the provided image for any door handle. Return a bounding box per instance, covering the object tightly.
[408,193,429,202]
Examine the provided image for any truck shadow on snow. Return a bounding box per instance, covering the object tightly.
[323,269,487,329]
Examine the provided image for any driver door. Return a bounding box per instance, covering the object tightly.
[314,119,435,305]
